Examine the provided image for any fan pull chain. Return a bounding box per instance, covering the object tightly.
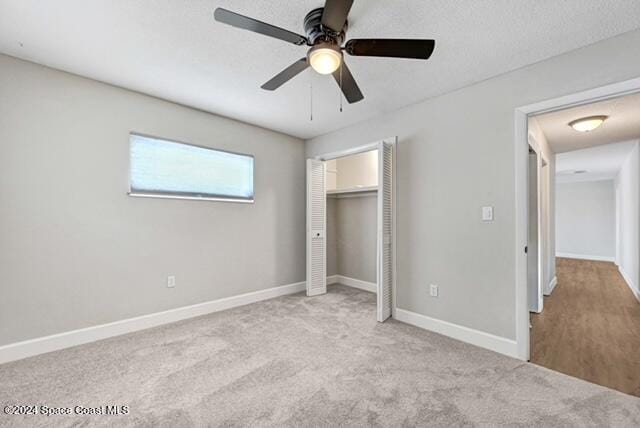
[310,77,313,121]
[339,63,343,113]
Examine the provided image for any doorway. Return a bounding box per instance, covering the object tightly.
[514,76,640,362]
[518,86,640,396]
[306,138,396,322]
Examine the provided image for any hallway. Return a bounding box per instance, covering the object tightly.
[531,258,640,396]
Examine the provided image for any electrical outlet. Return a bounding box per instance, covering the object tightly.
[167,275,176,288]
[430,284,438,297]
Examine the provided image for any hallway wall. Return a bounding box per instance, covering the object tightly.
[615,142,640,298]
[556,180,616,260]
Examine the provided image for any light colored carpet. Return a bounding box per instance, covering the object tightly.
[1,285,639,427]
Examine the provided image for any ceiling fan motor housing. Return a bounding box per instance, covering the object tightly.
[304,8,346,46]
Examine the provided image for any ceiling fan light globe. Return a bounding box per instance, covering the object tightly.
[308,46,342,75]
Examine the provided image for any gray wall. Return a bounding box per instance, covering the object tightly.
[0,54,306,346]
[556,180,616,259]
[616,142,640,294]
[305,30,640,340]
[327,197,338,277]
[327,195,377,283]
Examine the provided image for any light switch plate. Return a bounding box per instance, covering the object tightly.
[167,275,176,288]
[430,284,438,297]
[482,206,494,221]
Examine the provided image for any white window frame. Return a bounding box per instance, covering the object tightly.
[127,132,255,204]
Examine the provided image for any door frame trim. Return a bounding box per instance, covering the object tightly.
[526,141,544,314]
[514,76,640,361]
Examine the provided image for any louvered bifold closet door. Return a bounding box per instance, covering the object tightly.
[306,159,327,296]
[377,141,394,322]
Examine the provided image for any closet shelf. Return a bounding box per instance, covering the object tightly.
[326,185,378,196]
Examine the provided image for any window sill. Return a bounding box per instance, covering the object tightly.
[127,192,254,204]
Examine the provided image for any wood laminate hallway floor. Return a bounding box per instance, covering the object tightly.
[531,257,640,397]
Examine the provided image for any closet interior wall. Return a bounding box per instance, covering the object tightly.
[326,150,379,286]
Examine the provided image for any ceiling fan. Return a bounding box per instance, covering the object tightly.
[214,0,435,104]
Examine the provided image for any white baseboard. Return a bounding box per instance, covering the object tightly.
[328,275,376,293]
[619,267,640,304]
[394,308,519,359]
[0,281,306,365]
[544,276,557,296]
[327,275,339,285]
[556,252,614,262]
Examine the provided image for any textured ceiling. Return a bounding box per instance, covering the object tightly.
[535,92,640,153]
[555,140,637,183]
[1,0,640,139]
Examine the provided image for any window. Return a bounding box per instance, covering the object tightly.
[129,133,254,203]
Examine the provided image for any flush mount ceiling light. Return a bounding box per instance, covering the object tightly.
[568,115,608,132]
[308,43,342,75]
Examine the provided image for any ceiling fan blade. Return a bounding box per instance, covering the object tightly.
[345,39,435,60]
[261,58,310,91]
[332,61,364,104]
[214,8,308,46]
[321,0,354,33]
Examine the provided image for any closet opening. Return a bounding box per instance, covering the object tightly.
[306,139,396,322]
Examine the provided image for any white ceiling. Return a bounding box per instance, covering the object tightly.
[1,1,640,139]
[556,140,637,183]
[535,92,640,153]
